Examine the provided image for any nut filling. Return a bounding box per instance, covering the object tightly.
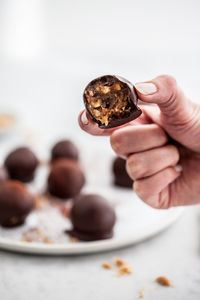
[84,76,139,127]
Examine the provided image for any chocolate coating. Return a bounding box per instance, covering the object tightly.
[113,157,133,188]
[69,194,116,241]
[4,147,39,183]
[48,159,85,199]
[0,166,9,184]
[51,140,79,162]
[83,75,142,129]
[0,180,34,228]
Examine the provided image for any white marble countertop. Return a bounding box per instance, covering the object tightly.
[0,206,199,300]
[0,1,200,299]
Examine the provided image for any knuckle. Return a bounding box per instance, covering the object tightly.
[110,131,123,153]
[154,125,168,144]
[159,74,177,89]
[127,155,146,179]
[167,145,180,163]
[134,180,147,200]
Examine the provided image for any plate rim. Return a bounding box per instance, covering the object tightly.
[0,207,184,255]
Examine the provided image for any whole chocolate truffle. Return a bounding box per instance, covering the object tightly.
[48,159,85,199]
[113,157,133,188]
[4,147,39,183]
[83,75,142,129]
[0,180,34,227]
[51,140,79,162]
[69,194,116,241]
[0,166,9,184]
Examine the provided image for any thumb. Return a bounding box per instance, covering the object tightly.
[135,75,195,126]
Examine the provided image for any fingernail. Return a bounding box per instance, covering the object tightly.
[135,82,157,95]
[174,164,183,172]
[81,111,89,125]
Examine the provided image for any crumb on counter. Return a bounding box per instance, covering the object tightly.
[156,276,171,287]
[102,263,111,270]
[118,264,132,276]
[115,258,125,267]
[139,288,144,298]
[101,257,132,276]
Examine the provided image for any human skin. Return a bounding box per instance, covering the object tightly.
[78,75,200,209]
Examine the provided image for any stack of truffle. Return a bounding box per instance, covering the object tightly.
[0,140,118,242]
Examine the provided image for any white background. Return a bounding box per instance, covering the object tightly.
[0,1,200,299]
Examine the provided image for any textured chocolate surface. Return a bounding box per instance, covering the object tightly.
[48,159,85,199]
[0,181,34,228]
[69,194,116,241]
[113,157,133,188]
[4,147,39,183]
[83,75,142,129]
[51,140,79,162]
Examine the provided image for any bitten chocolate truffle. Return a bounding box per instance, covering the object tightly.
[51,140,79,162]
[83,75,142,129]
[4,147,39,183]
[69,194,116,241]
[113,157,133,188]
[0,180,34,227]
[48,159,85,199]
[0,166,8,184]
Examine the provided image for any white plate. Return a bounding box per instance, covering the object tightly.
[0,188,184,255]
[0,139,184,255]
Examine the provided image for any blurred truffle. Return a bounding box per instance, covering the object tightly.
[69,194,116,241]
[0,166,9,183]
[113,157,133,188]
[83,75,141,128]
[0,180,34,227]
[48,159,85,199]
[4,147,39,183]
[51,140,79,162]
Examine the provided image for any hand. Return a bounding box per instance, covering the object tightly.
[78,75,200,209]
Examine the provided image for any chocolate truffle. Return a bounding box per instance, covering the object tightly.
[113,157,133,188]
[83,75,142,129]
[0,166,9,184]
[0,180,34,228]
[69,194,116,241]
[48,159,85,199]
[51,140,79,162]
[4,147,39,183]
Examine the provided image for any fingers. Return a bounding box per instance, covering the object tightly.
[135,74,193,125]
[133,166,182,209]
[126,145,180,180]
[110,124,168,158]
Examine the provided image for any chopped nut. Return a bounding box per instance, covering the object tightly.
[115,258,125,267]
[114,83,121,91]
[156,276,171,287]
[89,90,94,96]
[102,263,111,270]
[91,99,101,108]
[44,237,53,244]
[139,288,144,298]
[70,237,79,243]
[118,264,132,276]
[93,109,101,117]
[101,116,109,125]
[101,86,110,94]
